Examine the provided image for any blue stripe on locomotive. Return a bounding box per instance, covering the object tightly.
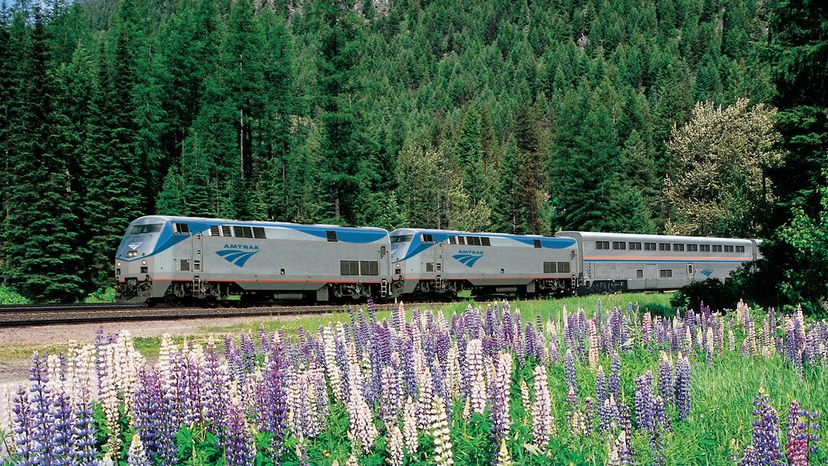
[118,217,388,262]
[394,230,576,263]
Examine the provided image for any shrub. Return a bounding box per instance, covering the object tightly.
[671,278,739,311]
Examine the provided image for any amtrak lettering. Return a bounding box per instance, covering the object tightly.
[452,250,484,268]
[215,244,260,267]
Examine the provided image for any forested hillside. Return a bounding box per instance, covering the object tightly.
[0,0,825,304]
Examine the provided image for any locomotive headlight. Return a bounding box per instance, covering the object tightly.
[117,262,122,267]
[141,260,147,265]
[126,251,137,258]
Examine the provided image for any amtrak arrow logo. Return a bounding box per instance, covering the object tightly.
[453,250,484,268]
[216,246,259,267]
[700,269,713,277]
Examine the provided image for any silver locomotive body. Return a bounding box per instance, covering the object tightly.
[390,228,579,298]
[116,216,392,304]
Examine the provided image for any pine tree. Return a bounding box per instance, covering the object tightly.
[2,8,85,301]
[492,137,529,234]
[222,0,263,204]
[254,8,294,221]
[454,105,487,209]
[313,0,365,224]
[156,0,218,162]
[514,100,548,234]
[396,142,443,228]
[0,3,12,261]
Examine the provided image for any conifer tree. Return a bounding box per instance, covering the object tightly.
[492,137,529,234]
[0,4,12,259]
[3,9,85,301]
[221,0,262,189]
[313,0,365,224]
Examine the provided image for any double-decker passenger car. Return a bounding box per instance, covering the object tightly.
[555,231,761,292]
[390,228,578,298]
[115,216,392,304]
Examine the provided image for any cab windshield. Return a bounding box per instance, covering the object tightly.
[129,224,162,234]
[391,234,413,244]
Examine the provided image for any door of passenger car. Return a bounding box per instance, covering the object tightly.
[645,264,659,289]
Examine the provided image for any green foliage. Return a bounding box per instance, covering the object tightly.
[670,278,740,311]
[0,0,821,302]
[778,174,828,312]
[0,285,29,304]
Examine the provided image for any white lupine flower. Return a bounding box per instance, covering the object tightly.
[347,344,377,454]
[403,396,418,454]
[127,434,150,466]
[496,439,512,466]
[588,320,599,368]
[445,344,461,400]
[416,364,433,430]
[157,333,175,387]
[532,365,554,446]
[322,325,343,402]
[464,339,486,415]
[430,394,453,466]
[520,380,530,417]
[46,353,65,396]
[100,343,121,453]
[387,425,404,466]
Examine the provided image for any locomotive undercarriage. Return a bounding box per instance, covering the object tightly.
[154,279,394,306]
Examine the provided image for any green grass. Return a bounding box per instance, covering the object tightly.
[201,292,673,340]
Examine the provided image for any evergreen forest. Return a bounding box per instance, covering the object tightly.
[0,0,825,307]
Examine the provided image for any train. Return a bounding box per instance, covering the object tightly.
[114,215,761,305]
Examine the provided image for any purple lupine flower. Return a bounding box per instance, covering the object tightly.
[738,446,758,466]
[525,322,537,361]
[657,353,673,406]
[654,394,671,432]
[564,349,577,398]
[260,342,289,457]
[27,353,55,464]
[12,385,35,464]
[259,323,271,356]
[51,389,76,463]
[749,389,784,465]
[785,312,806,373]
[72,389,98,462]
[617,397,633,441]
[204,342,229,434]
[134,368,177,464]
[642,311,653,346]
[609,352,622,401]
[168,352,191,423]
[786,400,820,465]
[598,395,619,434]
[610,309,622,349]
[225,401,255,466]
[634,371,655,433]
[488,352,513,453]
[596,365,608,407]
[583,397,595,436]
[675,354,692,420]
[240,332,257,374]
[608,431,631,466]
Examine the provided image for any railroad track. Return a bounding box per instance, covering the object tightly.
[0,301,458,327]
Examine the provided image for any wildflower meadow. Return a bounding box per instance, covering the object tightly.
[2,299,827,465]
